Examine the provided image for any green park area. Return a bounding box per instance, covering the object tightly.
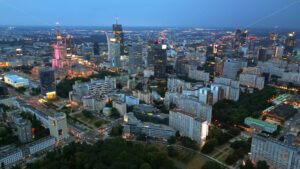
[71,110,108,129]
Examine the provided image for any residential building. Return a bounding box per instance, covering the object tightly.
[169,109,208,144]
[244,117,277,133]
[112,100,127,115]
[48,112,68,142]
[125,96,139,106]
[16,119,32,143]
[251,136,300,169]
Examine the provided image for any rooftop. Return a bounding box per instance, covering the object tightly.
[245,117,277,129]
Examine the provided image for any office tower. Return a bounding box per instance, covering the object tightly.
[275,45,284,58]
[16,119,32,143]
[110,38,121,68]
[93,42,99,55]
[175,50,186,76]
[251,136,300,169]
[169,109,208,144]
[223,59,240,80]
[39,70,56,98]
[65,35,74,57]
[128,44,143,72]
[234,28,242,48]
[257,47,268,61]
[153,42,167,78]
[48,112,68,142]
[240,29,248,46]
[52,29,68,69]
[113,21,125,55]
[285,32,295,55]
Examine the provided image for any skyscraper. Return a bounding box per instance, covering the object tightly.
[65,35,74,57]
[93,42,100,55]
[153,42,167,78]
[110,38,121,68]
[52,30,68,69]
[285,32,295,55]
[113,21,125,55]
[39,70,56,98]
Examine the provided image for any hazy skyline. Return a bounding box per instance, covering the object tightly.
[0,0,300,28]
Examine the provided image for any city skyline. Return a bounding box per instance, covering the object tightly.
[0,0,300,28]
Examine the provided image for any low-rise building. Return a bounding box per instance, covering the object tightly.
[123,112,175,139]
[4,75,29,88]
[244,117,277,133]
[126,96,139,106]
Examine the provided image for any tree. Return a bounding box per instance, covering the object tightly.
[110,125,123,137]
[181,136,198,150]
[202,161,223,169]
[136,133,147,141]
[167,136,176,145]
[167,146,178,158]
[116,83,123,90]
[175,131,180,138]
[240,159,255,169]
[256,161,269,169]
[110,108,121,119]
[201,139,217,154]
[140,163,152,169]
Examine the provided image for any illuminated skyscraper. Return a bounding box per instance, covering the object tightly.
[110,38,121,68]
[113,20,125,55]
[241,29,248,46]
[285,32,295,55]
[65,35,74,57]
[153,42,167,78]
[52,30,68,69]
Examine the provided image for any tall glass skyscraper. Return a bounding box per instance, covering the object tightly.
[39,70,56,97]
[113,23,125,55]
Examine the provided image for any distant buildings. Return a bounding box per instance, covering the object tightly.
[4,75,29,88]
[169,109,208,144]
[52,30,68,70]
[188,70,209,83]
[223,59,241,80]
[251,136,300,169]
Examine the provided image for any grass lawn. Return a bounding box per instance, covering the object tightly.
[72,113,108,129]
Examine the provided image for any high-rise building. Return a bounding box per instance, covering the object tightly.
[285,32,295,55]
[65,35,74,57]
[52,30,68,69]
[48,112,68,142]
[39,70,56,98]
[275,45,284,58]
[113,21,125,55]
[16,119,32,143]
[153,42,167,78]
[128,44,143,73]
[241,29,248,46]
[93,42,99,55]
[110,38,121,68]
[175,50,187,76]
[257,47,268,61]
[250,136,300,169]
[223,59,240,80]
[169,109,208,144]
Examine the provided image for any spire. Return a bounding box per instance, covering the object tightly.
[56,22,62,41]
[115,17,119,25]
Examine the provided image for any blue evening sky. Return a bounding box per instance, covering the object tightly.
[0,0,299,28]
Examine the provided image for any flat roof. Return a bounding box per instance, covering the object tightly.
[245,117,277,129]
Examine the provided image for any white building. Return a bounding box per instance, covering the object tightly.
[4,75,29,88]
[27,136,56,154]
[112,100,127,115]
[251,136,300,169]
[169,109,208,144]
[126,96,140,106]
[0,149,23,167]
[48,112,68,142]
[188,70,209,83]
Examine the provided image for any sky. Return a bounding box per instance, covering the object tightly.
[0,0,300,28]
